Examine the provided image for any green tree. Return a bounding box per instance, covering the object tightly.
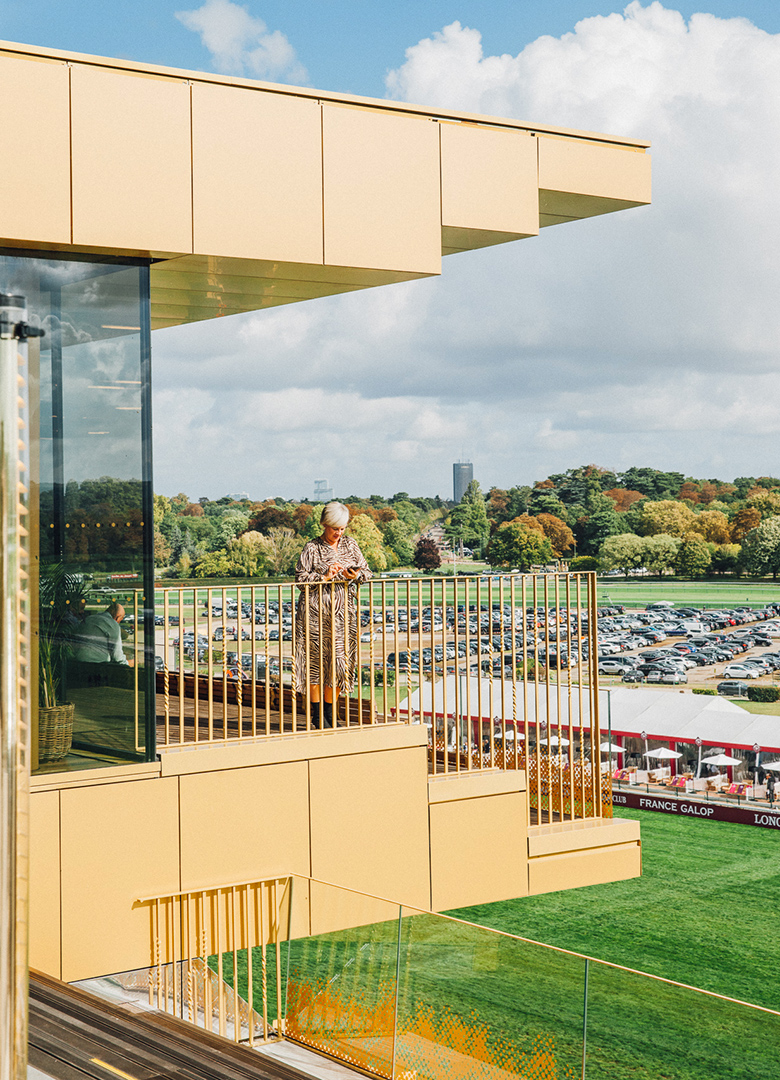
[448,479,489,552]
[194,550,231,578]
[227,531,267,577]
[739,516,780,579]
[641,534,681,576]
[675,533,711,578]
[486,522,554,570]
[347,514,387,572]
[598,533,645,576]
[569,556,599,571]
[619,467,685,500]
[259,527,305,576]
[709,543,741,575]
[580,499,624,554]
[634,499,697,537]
[381,519,414,566]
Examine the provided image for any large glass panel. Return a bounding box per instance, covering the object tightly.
[396,910,585,1080]
[285,885,401,1078]
[586,960,780,1080]
[0,252,154,772]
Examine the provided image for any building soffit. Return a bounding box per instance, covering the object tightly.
[0,40,651,329]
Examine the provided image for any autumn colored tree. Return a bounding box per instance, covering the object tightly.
[534,513,575,556]
[676,482,701,504]
[690,509,730,544]
[603,488,644,512]
[508,514,545,535]
[347,514,388,572]
[633,499,696,537]
[248,504,295,533]
[413,537,442,571]
[181,502,204,516]
[730,507,761,542]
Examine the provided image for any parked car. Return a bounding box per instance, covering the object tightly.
[716,680,749,697]
[722,664,759,679]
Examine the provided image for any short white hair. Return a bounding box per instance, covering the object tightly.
[321,501,350,529]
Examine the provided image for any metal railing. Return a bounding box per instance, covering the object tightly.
[140,873,780,1080]
[154,572,607,822]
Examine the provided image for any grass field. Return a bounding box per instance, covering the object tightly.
[598,578,779,608]
[218,808,779,1079]
[452,808,780,1012]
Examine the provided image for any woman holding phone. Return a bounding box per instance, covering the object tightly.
[294,502,371,727]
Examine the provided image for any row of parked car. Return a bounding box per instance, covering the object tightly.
[595,604,780,687]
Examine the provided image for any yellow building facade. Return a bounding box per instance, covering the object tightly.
[0,39,650,1073]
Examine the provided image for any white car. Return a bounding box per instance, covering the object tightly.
[722,664,759,679]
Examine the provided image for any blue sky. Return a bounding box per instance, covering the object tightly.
[3,3,780,499]
[3,1,778,97]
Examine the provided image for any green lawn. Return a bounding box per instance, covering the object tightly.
[451,808,780,1012]
[218,809,779,1079]
[598,578,779,608]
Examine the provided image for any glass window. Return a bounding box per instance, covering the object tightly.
[1,252,154,773]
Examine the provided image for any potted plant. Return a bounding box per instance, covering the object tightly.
[37,564,87,763]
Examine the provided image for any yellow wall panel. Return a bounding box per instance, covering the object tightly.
[0,56,70,244]
[528,841,641,896]
[29,790,61,977]
[539,137,651,204]
[429,793,527,911]
[440,124,538,236]
[192,84,323,263]
[59,777,180,981]
[309,747,430,909]
[179,762,310,891]
[323,105,441,274]
[70,66,192,253]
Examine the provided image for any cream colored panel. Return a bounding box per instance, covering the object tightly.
[528,816,640,857]
[70,66,192,253]
[441,124,538,236]
[539,137,651,204]
[430,793,527,911]
[0,56,70,244]
[29,790,61,977]
[60,778,180,981]
[179,762,310,890]
[192,84,322,263]
[528,841,641,896]
[310,747,430,909]
[323,105,441,274]
[309,879,402,939]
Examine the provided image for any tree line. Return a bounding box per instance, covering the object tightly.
[152,465,780,579]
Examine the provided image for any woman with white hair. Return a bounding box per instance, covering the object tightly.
[294,502,371,727]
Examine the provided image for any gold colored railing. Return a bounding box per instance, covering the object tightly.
[155,572,606,822]
[140,873,780,1080]
[141,876,290,1045]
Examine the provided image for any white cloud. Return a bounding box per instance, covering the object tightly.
[176,0,307,83]
[153,3,780,498]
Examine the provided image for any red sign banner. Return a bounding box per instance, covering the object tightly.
[612,788,780,829]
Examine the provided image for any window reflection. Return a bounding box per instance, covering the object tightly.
[1,252,153,773]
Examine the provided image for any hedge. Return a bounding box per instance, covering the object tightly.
[747,685,780,703]
[692,688,716,696]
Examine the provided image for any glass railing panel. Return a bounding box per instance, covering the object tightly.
[586,959,780,1080]
[285,882,401,1078]
[396,909,585,1080]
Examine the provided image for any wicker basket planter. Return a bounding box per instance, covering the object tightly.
[38,703,74,763]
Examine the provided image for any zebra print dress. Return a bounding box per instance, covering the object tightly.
[293,535,371,692]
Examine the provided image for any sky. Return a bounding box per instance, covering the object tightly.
[4,1,780,500]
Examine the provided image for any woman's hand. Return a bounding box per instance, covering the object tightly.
[342,567,359,581]
[326,562,344,580]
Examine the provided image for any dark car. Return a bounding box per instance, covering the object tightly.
[716,680,748,697]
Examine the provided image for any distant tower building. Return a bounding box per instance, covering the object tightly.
[314,478,334,502]
[453,461,473,503]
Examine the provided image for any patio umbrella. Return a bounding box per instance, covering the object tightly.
[702,753,741,766]
[762,761,780,771]
[540,735,570,747]
[644,747,682,760]
[601,742,624,753]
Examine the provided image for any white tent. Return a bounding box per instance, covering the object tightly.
[401,679,780,755]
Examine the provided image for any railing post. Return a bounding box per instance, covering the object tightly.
[581,957,589,1080]
[391,904,403,1080]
